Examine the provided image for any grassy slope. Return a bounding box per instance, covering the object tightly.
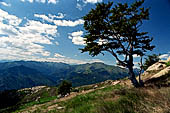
[13,73,170,113]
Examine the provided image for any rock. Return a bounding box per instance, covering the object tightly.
[57,94,62,98]
[35,96,40,102]
[93,85,98,89]
[112,81,120,85]
[146,62,166,71]
[57,106,64,110]
[150,66,170,79]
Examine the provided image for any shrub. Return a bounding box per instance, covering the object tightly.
[58,80,72,97]
[166,61,170,66]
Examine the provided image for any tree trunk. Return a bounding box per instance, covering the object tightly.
[138,73,144,87]
[128,66,140,87]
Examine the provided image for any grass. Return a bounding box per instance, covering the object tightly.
[11,87,58,112]
[166,61,170,66]
[15,96,57,112]
[58,84,141,113]
[55,83,170,113]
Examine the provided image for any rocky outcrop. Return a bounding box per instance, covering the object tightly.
[150,66,170,79]
[146,61,166,72]
[143,57,170,82]
[19,86,46,94]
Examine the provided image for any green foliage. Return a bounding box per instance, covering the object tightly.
[81,0,154,67]
[81,0,155,87]
[166,61,170,66]
[58,80,72,96]
[143,54,160,70]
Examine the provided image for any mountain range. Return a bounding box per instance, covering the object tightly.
[0,61,129,91]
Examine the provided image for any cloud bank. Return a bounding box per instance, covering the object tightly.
[20,0,59,4]
[0,9,99,64]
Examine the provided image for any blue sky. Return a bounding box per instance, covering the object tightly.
[0,0,169,66]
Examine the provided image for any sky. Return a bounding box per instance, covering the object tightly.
[0,0,170,66]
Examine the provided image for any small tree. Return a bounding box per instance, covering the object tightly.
[81,0,155,87]
[58,80,72,97]
[143,54,160,70]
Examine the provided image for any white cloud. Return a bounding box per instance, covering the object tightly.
[76,0,102,10]
[55,41,59,46]
[20,0,59,4]
[0,9,102,65]
[0,9,58,61]
[71,30,83,37]
[83,0,102,4]
[85,59,104,63]
[34,13,66,22]
[35,0,46,3]
[0,2,11,7]
[34,13,84,27]
[42,51,51,56]
[22,0,33,3]
[19,20,58,42]
[54,53,65,58]
[49,13,66,19]
[47,0,59,4]
[34,14,53,22]
[68,31,85,45]
[76,3,83,11]
[53,19,84,27]
[159,54,169,59]
[0,9,22,26]
[98,39,108,45]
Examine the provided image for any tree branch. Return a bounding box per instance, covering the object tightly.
[106,49,127,66]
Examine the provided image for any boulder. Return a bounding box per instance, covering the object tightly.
[146,62,166,71]
[150,66,170,79]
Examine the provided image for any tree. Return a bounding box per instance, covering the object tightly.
[58,80,72,97]
[81,0,155,87]
[143,54,160,70]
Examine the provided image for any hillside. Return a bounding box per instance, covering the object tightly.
[0,65,55,91]
[0,59,170,113]
[0,61,129,90]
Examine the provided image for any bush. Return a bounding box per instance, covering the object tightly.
[166,61,170,66]
[58,80,72,97]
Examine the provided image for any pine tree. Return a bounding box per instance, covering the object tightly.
[81,0,155,87]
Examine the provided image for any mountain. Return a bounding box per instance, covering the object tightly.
[51,62,129,86]
[0,61,70,75]
[0,61,129,91]
[0,65,55,91]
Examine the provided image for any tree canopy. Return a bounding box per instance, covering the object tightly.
[81,0,155,87]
